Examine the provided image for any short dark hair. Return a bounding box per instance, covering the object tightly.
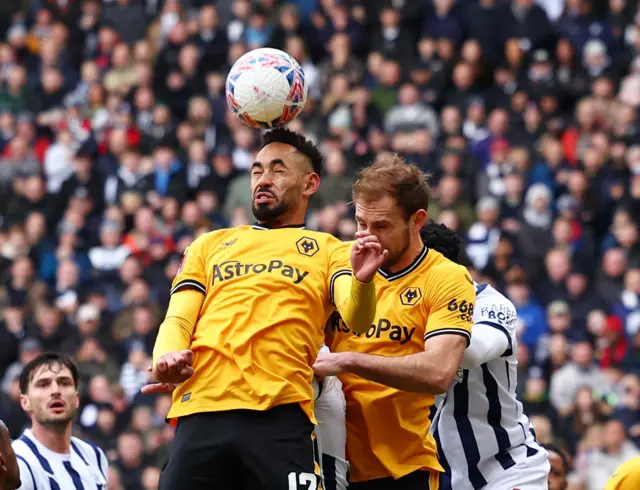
[261,128,323,175]
[19,353,79,394]
[420,221,461,263]
[352,154,431,220]
[542,443,569,475]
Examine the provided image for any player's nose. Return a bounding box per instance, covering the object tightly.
[255,170,274,187]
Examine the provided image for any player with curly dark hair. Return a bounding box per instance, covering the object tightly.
[148,128,387,490]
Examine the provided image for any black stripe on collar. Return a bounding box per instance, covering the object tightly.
[378,246,429,281]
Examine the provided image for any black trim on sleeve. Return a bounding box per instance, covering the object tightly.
[329,269,352,305]
[170,279,206,296]
[424,328,471,347]
[475,320,513,357]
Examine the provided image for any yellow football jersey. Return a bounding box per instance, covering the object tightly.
[166,224,352,423]
[330,246,476,482]
[605,457,640,490]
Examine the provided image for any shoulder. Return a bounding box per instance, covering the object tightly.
[424,252,474,292]
[605,456,640,489]
[193,227,244,245]
[12,436,45,481]
[15,455,38,490]
[327,238,353,254]
[12,436,36,460]
[474,285,518,332]
[184,227,248,254]
[71,437,108,473]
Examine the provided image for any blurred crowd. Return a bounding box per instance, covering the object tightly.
[0,0,639,489]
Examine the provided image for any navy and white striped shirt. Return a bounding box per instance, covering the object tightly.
[13,429,108,490]
[432,284,545,490]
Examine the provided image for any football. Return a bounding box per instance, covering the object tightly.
[225,47,308,129]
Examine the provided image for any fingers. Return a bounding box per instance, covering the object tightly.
[356,234,378,243]
[179,366,194,378]
[376,249,389,266]
[154,351,195,383]
[354,234,381,255]
[356,235,379,247]
[361,242,382,251]
[160,351,188,374]
[181,349,194,365]
[141,383,174,394]
[156,357,168,372]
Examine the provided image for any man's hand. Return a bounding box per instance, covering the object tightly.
[152,349,195,384]
[141,366,178,394]
[313,351,348,378]
[351,231,388,283]
[0,420,20,490]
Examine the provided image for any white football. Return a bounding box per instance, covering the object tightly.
[225,47,308,129]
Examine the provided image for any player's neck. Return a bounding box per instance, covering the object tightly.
[256,220,305,229]
[257,209,306,229]
[385,233,426,274]
[31,421,72,454]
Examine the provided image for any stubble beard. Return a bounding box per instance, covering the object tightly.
[36,407,76,431]
[252,201,290,223]
[381,228,411,270]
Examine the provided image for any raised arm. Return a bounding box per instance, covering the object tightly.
[328,233,386,334]
[331,274,376,335]
[152,237,208,383]
[152,289,203,363]
[315,262,475,394]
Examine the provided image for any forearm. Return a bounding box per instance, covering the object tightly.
[340,350,453,394]
[152,289,203,364]
[334,275,376,334]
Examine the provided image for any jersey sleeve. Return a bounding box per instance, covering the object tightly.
[473,285,517,356]
[327,240,353,304]
[171,234,208,295]
[424,263,475,346]
[91,443,109,483]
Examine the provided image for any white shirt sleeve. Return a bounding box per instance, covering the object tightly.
[460,323,511,370]
[461,285,518,370]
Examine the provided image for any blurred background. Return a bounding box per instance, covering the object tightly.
[0,0,639,489]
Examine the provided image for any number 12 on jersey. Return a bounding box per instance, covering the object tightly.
[288,472,318,490]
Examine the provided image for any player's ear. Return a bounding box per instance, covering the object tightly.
[302,172,320,197]
[19,394,30,413]
[412,209,428,231]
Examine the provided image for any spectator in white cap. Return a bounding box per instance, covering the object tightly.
[523,183,553,229]
[583,39,611,78]
[466,196,501,269]
[88,220,131,277]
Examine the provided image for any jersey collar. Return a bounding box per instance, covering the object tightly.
[252,222,306,230]
[378,246,429,281]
